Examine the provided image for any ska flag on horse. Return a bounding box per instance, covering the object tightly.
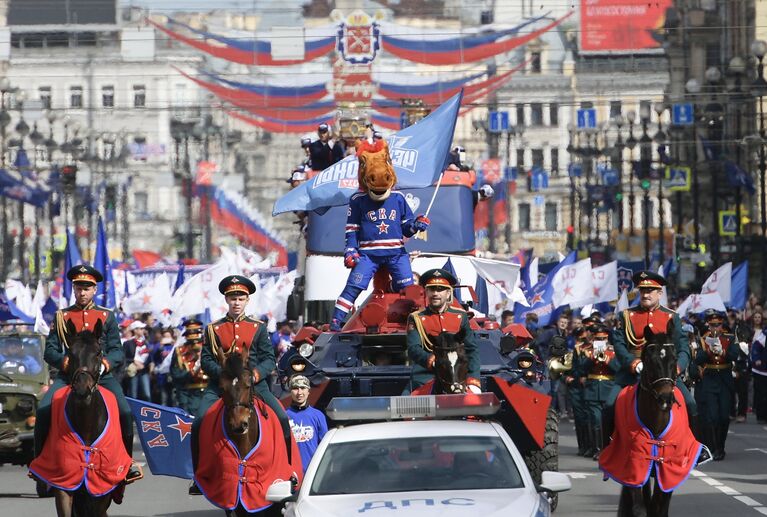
[273,91,463,215]
[127,397,194,479]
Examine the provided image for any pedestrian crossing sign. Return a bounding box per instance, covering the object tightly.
[718,210,738,236]
[664,166,691,191]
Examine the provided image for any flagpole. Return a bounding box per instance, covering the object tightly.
[422,171,445,221]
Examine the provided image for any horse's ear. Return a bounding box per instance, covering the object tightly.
[240,343,249,363]
[65,318,77,337]
[92,319,103,339]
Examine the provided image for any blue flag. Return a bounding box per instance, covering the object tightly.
[474,275,489,315]
[94,218,116,308]
[127,397,193,479]
[514,251,577,326]
[173,262,186,294]
[62,229,83,304]
[442,257,462,304]
[729,261,748,310]
[724,160,756,195]
[273,91,464,215]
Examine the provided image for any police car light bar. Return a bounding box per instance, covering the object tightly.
[325,393,501,421]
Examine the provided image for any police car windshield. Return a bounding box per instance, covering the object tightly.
[310,436,523,495]
[0,336,44,377]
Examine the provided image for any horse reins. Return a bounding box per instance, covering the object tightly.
[638,344,678,406]
[226,368,268,418]
[70,351,104,395]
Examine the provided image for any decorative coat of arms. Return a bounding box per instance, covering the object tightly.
[334,10,382,64]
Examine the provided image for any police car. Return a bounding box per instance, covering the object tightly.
[267,393,570,516]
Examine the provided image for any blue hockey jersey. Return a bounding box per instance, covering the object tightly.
[345,191,418,257]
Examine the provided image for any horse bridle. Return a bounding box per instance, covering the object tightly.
[70,350,103,395]
[225,367,269,418]
[638,343,677,405]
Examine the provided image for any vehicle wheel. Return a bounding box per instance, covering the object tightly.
[523,407,559,512]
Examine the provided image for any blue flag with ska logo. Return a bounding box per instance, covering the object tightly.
[127,397,194,479]
[273,91,463,215]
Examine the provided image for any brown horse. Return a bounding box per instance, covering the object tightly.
[54,320,115,517]
[617,324,678,517]
[218,350,282,517]
[432,330,469,394]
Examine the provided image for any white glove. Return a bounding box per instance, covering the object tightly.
[739,342,749,355]
[635,362,643,374]
[479,184,495,199]
[466,384,482,394]
[593,340,608,355]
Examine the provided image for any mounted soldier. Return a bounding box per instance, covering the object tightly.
[406,268,481,394]
[33,265,143,488]
[189,275,291,495]
[604,271,696,443]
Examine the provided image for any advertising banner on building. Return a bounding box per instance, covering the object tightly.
[580,0,673,53]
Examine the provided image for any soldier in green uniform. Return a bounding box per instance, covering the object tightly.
[559,327,585,455]
[34,265,143,483]
[406,269,481,393]
[605,271,696,443]
[570,317,599,456]
[695,310,738,460]
[170,319,206,416]
[189,275,290,495]
[581,323,618,460]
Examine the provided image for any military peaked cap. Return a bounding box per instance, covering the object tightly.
[419,268,457,288]
[632,270,667,289]
[218,275,256,296]
[67,264,104,285]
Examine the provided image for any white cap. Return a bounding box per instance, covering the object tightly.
[128,321,147,331]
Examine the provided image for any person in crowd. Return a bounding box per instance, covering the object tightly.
[751,324,767,424]
[119,319,133,344]
[0,337,42,375]
[272,320,295,363]
[170,321,207,417]
[308,123,344,171]
[525,312,540,340]
[131,323,152,402]
[285,374,328,473]
[500,310,514,328]
[153,330,176,406]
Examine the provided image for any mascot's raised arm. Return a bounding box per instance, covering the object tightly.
[330,138,430,331]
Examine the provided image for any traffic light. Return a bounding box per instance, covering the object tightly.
[640,179,651,191]
[61,164,77,192]
[615,192,623,202]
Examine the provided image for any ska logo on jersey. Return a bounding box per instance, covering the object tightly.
[366,208,397,222]
[376,221,389,234]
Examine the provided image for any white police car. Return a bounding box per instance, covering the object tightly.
[267,394,570,516]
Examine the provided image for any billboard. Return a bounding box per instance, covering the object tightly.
[8,0,116,26]
[580,0,673,53]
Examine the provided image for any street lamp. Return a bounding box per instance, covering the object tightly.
[751,39,767,296]
[171,118,196,261]
[625,110,638,236]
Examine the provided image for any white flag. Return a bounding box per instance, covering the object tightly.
[528,257,539,289]
[122,273,174,317]
[658,265,669,306]
[701,262,732,304]
[552,258,593,308]
[592,261,618,304]
[5,279,35,317]
[468,257,520,300]
[615,288,629,313]
[676,292,727,317]
[170,260,233,324]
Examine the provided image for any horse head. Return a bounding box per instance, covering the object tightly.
[433,329,468,394]
[65,319,104,400]
[640,321,678,412]
[219,347,255,435]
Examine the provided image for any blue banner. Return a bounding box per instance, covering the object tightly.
[474,275,489,315]
[0,168,51,207]
[127,397,194,479]
[514,251,576,326]
[94,218,116,309]
[305,184,475,254]
[62,229,83,304]
[730,261,748,310]
[273,91,464,215]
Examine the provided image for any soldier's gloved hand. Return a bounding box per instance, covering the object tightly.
[634,361,644,374]
[413,215,430,232]
[100,358,110,374]
[61,356,70,373]
[466,384,481,394]
[343,248,360,269]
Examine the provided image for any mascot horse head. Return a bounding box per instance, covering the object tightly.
[357,139,397,202]
[432,330,469,394]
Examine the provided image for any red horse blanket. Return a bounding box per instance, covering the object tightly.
[29,386,132,496]
[196,398,303,512]
[598,385,702,492]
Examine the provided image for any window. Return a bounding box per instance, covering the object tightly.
[516,148,525,172]
[549,103,558,126]
[518,203,531,231]
[516,104,525,126]
[545,202,558,231]
[133,85,146,108]
[530,103,543,126]
[532,149,544,169]
[134,191,148,214]
[550,148,559,175]
[70,86,83,108]
[38,86,52,109]
[102,85,114,108]
[530,51,542,73]
[610,100,622,119]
